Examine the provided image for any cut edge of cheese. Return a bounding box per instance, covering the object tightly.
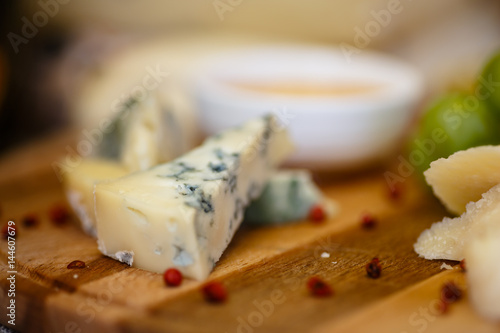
[424,145,500,215]
[63,159,129,237]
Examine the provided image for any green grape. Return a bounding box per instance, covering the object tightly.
[408,92,500,176]
[479,51,500,115]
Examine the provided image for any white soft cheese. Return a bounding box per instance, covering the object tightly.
[95,115,293,280]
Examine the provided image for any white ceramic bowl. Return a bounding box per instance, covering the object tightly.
[193,45,424,170]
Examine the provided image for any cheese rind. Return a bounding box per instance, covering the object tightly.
[63,159,128,236]
[95,115,293,280]
[414,184,500,260]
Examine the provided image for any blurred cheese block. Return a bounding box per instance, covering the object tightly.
[424,146,500,215]
[465,224,500,321]
[414,184,500,260]
[63,159,128,236]
[244,169,338,225]
[96,87,197,171]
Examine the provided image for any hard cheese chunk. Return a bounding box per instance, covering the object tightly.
[95,115,293,279]
[63,159,128,236]
[96,88,198,172]
[465,224,500,321]
[414,184,500,260]
[425,145,500,215]
[245,169,338,225]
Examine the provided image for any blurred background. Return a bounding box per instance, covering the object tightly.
[0,0,499,154]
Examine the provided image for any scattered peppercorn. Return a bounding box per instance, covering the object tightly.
[366,257,382,279]
[2,223,16,240]
[361,213,377,229]
[440,281,462,304]
[307,276,333,297]
[49,204,70,225]
[67,260,86,269]
[460,259,466,272]
[202,281,227,303]
[388,184,403,201]
[22,214,39,228]
[164,268,183,287]
[308,204,326,223]
[436,299,449,314]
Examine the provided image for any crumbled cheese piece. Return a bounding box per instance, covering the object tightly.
[113,251,134,266]
[440,263,453,270]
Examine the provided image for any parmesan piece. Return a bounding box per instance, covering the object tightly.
[414,184,500,260]
[424,145,500,215]
[439,263,453,270]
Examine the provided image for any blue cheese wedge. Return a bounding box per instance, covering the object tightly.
[95,115,293,279]
[245,170,338,225]
[96,89,198,172]
[63,159,128,237]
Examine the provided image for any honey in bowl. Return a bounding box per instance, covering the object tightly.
[227,81,383,96]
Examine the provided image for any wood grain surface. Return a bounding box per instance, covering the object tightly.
[0,131,499,333]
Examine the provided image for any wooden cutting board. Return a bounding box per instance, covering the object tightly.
[0,131,499,333]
